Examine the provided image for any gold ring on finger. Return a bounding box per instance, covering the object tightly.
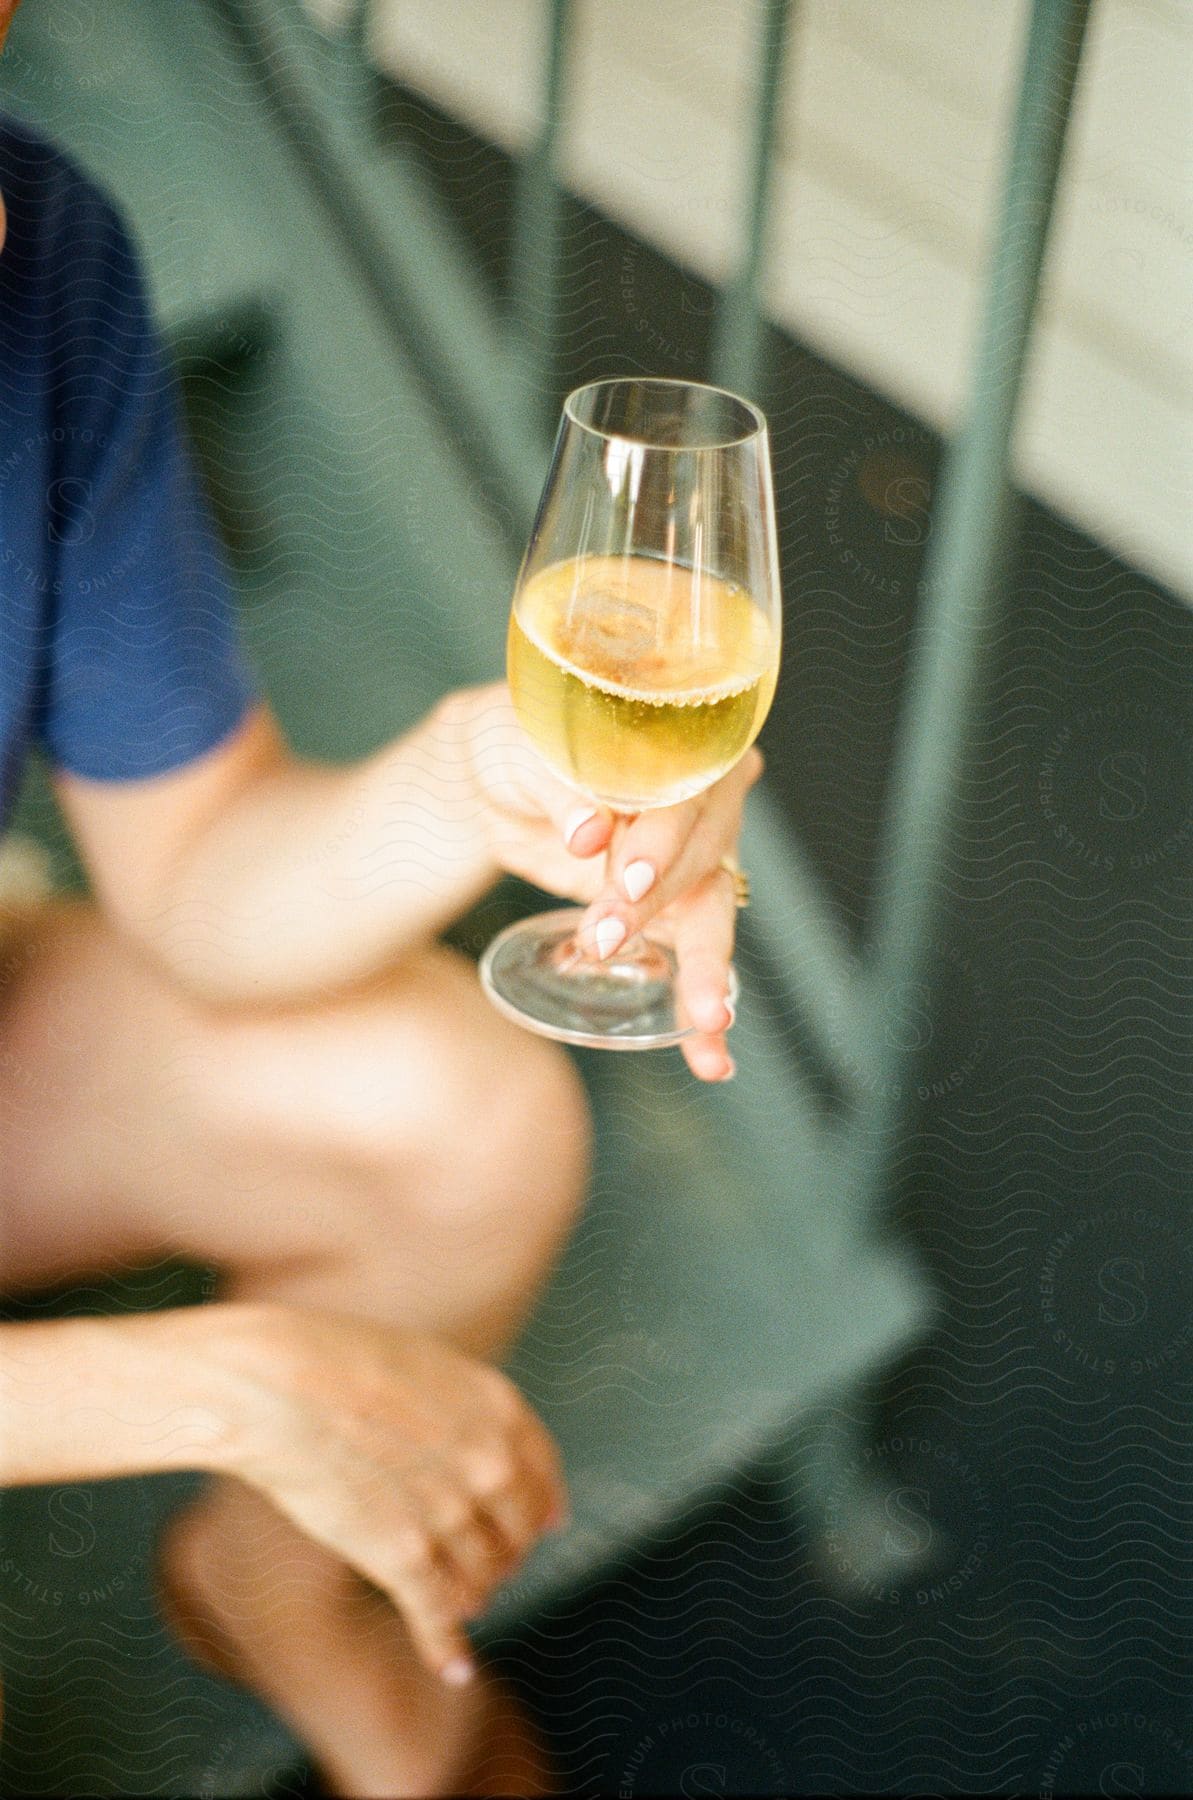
[719,855,751,909]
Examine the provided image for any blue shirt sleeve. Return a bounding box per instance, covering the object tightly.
[33,168,256,781]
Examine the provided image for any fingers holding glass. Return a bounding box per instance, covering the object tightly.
[578,748,760,961]
[480,377,779,1051]
[671,870,740,1078]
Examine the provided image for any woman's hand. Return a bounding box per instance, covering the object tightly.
[215,1305,567,1685]
[444,682,763,1082]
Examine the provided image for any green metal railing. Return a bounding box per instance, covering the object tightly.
[486,0,1095,1138]
[711,0,793,400]
[849,0,1093,1209]
[509,0,573,432]
[204,0,1093,1125]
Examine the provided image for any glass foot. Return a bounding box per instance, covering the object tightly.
[479,907,738,1050]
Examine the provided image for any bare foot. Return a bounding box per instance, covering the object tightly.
[158,1487,498,1798]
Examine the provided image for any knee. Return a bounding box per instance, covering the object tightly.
[460,1026,592,1223]
[380,999,592,1251]
[196,946,591,1249]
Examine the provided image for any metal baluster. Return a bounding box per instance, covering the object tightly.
[847,0,1094,1213]
[510,0,573,435]
[219,0,544,530]
[712,0,793,401]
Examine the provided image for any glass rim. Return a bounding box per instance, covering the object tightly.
[561,376,768,451]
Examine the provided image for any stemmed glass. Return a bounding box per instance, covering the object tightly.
[479,377,781,1049]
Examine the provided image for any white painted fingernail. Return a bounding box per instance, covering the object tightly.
[564,806,598,849]
[723,998,737,1029]
[442,1657,476,1686]
[623,859,656,903]
[595,917,627,959]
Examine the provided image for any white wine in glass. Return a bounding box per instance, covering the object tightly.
[481,377,781,1049]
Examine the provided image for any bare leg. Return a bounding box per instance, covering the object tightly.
[0,905,590,1795]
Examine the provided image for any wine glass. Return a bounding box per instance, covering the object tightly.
[479,376,781,1049]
